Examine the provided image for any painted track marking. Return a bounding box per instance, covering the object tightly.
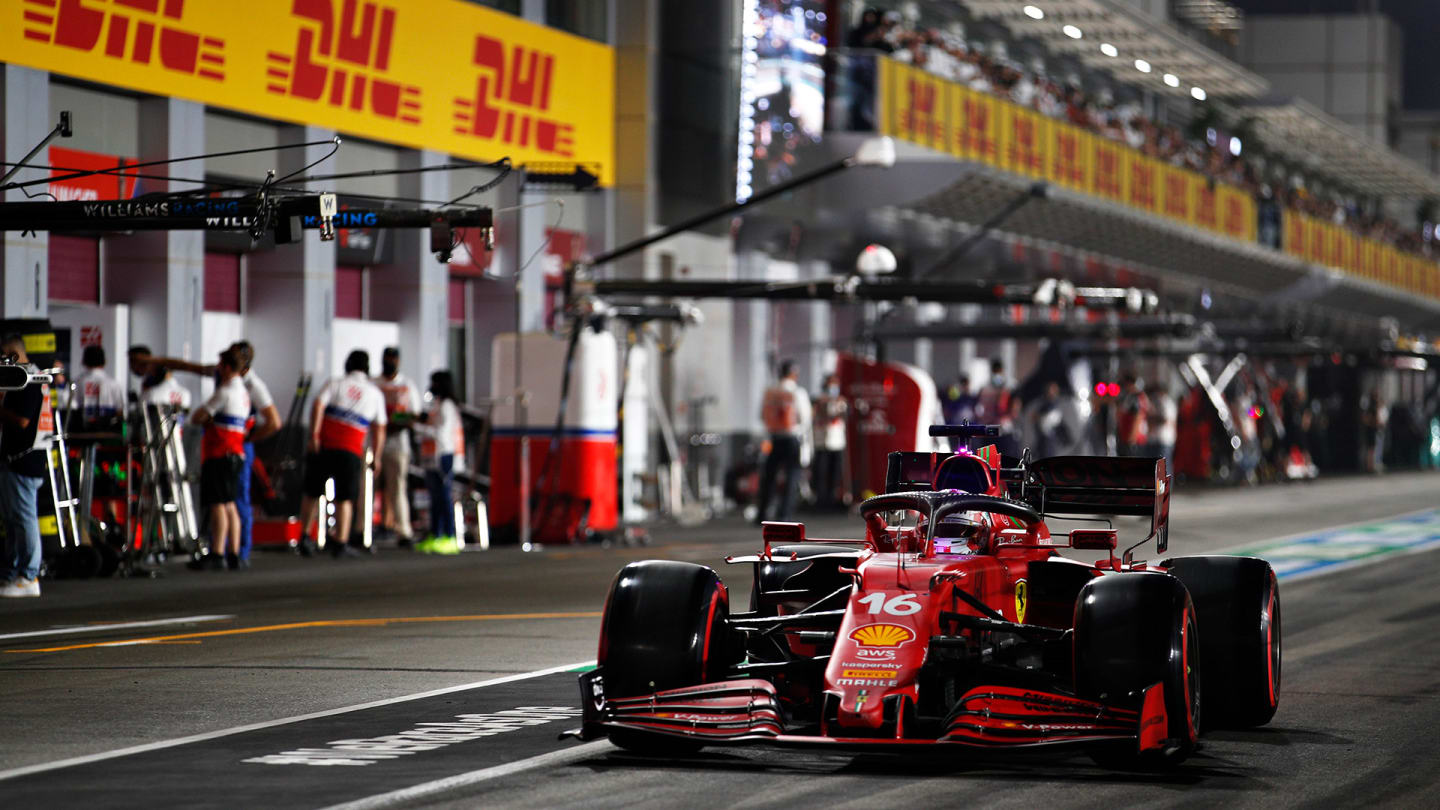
[0,614,234,642]
[317,741,614,810]
[5,611,603,654]
[0,659,596,782]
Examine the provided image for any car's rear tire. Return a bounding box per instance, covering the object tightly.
[599,560,731,754]
[1074,572,1200,768]
[1162,555,1281,728]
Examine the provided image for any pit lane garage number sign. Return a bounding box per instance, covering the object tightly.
[3,0,614,185]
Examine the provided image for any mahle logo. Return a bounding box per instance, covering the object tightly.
[849,623,914,648]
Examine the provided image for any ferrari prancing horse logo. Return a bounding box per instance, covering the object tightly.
[1014,580,1028,624]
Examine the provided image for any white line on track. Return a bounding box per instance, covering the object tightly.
[0,614,235,642]
[317,741,614,810]
[0,659,595,782]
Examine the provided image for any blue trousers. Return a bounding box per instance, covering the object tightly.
[0,468,43,581]
[425,455,455,538]
[237,442,254,559]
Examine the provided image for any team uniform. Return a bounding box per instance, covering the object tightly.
[198,376,251,506]
[374,373,421,539]
[74,367,127,426]
[756,377,812,523]
[416,397,465,541]
[305,371,386,502]
[235,370,274,560]
[141,376,193,410]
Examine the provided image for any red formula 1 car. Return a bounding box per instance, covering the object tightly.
[572,425,1282,767]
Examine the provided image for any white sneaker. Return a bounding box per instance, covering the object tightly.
[0,578,40,598]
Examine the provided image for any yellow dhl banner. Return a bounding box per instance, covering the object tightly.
[880,57,1437,297]
[1,0,616,184]
[1278,210,1440,295]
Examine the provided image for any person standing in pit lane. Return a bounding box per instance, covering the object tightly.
[299,351,386,558]
[755,359,812,524]
[128,345,193,411]
[139,342,283,567]
[186,348,250,571]
[74,344,126,430]
[0,335,55,598]
[230,341,282,566]
[373,347,421,548]
[413,371,465,555]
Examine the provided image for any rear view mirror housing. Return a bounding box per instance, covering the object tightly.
[1070,529,1118,550]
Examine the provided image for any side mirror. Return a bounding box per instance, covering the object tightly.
[761,521,805,545]
[1070,529,1118,550]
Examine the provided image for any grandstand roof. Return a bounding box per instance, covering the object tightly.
[1243,97,1440,199]
[960,0,1269,101]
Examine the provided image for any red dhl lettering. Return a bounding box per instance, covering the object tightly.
[1163,174,1188,217]
[266,0,421,124]
[23,0,226,80]
[453,35,574,157]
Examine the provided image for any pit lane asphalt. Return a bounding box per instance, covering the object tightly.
[2,471,1439,808]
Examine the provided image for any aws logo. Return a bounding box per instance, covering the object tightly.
[849,624,914,649]
[23,0,225,80]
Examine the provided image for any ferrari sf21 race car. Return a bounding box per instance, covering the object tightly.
[572,425,1282,767]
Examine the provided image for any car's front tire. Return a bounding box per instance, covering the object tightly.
[1073,572,1200,768]
[598,560,731,753]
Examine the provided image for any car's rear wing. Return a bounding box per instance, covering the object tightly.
[1024,456,1171,556]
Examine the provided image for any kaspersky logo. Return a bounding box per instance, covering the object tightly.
[267,0,421,124]
[23,0,226,80]
[453,35,574,157]
[849,624,915,649]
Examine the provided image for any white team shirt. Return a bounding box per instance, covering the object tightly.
[75,367,127,423]
[141,376,193,410]
[243,371,275,429]
[373,373,422,421]
[315,371,387,455]
[416,398,465,469]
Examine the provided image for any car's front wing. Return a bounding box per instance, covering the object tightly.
[571,670,1171,752]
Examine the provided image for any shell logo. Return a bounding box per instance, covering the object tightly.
[849,624,915,648]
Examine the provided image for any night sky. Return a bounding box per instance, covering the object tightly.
[1231,0,1440,109]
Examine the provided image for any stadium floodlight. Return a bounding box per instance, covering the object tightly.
[1100,43,1118,57]
[1063,25,1082,39]
[1134,59,1151,73]
[1023,5,1044,20]
[1191,86,1207,101]
[1163,73,1180,87]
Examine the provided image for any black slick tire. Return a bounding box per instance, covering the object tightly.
[1073,571,1201,768]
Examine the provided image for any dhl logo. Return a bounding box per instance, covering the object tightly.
[1129,158,1156,209]
[1009,116,1041,174]
[1163,173,1189,218]
[267,0,421,124]
[22,0,225,81]
[453,35,574,157]
[1052,131,1083,186]
[960,97,993,159]
[1196,185,1219,229]
[1093,145,1120,197]
[900,78,940,144]
[849,624,915,648]
[840,669,898,679]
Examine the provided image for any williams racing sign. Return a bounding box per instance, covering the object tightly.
[3,0,615,184]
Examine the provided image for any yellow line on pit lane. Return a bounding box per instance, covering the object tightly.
[5,612,603,654]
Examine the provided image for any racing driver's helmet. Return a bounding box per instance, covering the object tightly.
[931,512,989,554]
